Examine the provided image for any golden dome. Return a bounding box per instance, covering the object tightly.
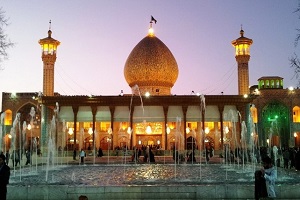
[124,34,179,95]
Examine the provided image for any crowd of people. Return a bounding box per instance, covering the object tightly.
[222,145,300,171]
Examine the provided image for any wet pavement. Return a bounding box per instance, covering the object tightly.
[8,155,300,186]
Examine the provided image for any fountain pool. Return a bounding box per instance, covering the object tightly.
[7,162,300,200]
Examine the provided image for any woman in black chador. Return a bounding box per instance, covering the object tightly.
[149,148,155,163]
[0,154,10,200]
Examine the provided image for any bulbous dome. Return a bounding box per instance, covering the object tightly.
[124,34,179,95]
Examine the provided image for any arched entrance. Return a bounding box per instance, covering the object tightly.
[204,136,214,149]
[261,101,290,147]
[186,136,197,150]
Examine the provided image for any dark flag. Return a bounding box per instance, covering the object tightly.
[150,15,157,24]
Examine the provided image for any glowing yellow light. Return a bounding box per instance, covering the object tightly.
[127,127,132,134]
[166,126,171,134]
[224,126,229,134]
[148,27,154,36]
[68,128,74,135]
[205,127,209,134]
[146,125,152,134]
[186,127,190,134]
[294,132,298,137]
[235,44,250,56]
[88,127,93,135]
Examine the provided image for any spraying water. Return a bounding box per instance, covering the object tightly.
[29,107,37,172]
[0,112,5,153]
[45,102,59,182]
[61,119,67,165]
[199,94,205,179]
[10,113,21,176]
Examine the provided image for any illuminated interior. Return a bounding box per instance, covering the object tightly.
[135,122,163,134]
[41,43,57,55]
[235,43,250,56]
[4,110,12,125]
[250,106,258,123]
[293,106,300,122]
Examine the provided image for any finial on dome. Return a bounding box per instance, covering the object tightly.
[48,20,52,38]
[240,24,244,37]
[148,16,157,37]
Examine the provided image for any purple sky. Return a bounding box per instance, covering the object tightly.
[1,1,299,104]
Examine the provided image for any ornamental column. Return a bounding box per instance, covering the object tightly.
[232,28,253,95]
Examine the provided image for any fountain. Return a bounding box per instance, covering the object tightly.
[45,103,59,182]
[7,154,300,200]
[5,91,300,199]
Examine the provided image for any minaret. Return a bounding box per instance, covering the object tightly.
[38,21,60,96]
[231,28,253,95]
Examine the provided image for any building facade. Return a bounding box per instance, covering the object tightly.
[1,23,300,155]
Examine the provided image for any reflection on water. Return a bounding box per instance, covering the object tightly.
[9,164,299,186]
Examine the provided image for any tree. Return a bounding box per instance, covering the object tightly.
[0,7,14,69]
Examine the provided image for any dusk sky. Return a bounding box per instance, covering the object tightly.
[1,1,299,104]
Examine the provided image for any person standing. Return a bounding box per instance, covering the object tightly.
[79,149,85,164]
[295,147,300,171]
[283,148,289,169]
[97,147,103,157]
[5,151,9,166]
[0,154,10,200]
[262,156,277,199]
[25,150,31,165]
[73,148,77,160]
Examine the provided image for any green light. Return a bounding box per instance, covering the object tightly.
[275,115,278,119]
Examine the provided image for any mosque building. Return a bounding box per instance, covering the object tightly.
[1,20,300,155]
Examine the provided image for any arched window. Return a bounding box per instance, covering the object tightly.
[266,80,269,88]
[250,106,258,123]
[293,106,300,122]
[276,80,280,88]
[4,110,12,125]
[270,80,274,88]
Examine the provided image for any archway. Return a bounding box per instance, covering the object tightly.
[186,136,197,150]
[261,101,290,147]
[204,136,214,149]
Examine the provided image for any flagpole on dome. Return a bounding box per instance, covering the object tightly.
[148,15,157,36]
